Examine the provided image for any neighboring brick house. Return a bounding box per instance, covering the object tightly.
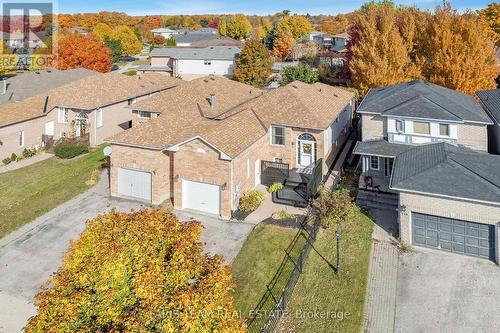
[0,72,181,160]
[353,80,500,263]
[476,88,500,155]
[106,76,354,219]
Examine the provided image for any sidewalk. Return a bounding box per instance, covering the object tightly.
[0,153,53,174]
[363,208,399,333]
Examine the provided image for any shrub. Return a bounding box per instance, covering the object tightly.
[124,69,137,76]
[2,157,11,165]
[54,143,89,159]
[268,182,284,193]
[25,210,245,332]
[10,153,17,161]
[272,210,295,220]
[239,189,265,212]
[22,148,36,158]
[313,187,354,228]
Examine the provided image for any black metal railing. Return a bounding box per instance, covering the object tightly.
[261,160,290,186]
[245,210,320,333]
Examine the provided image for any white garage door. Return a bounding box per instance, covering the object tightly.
[117,168,152,201]
[182,180,220,215]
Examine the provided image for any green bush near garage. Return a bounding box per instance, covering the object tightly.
[54,143,89,159]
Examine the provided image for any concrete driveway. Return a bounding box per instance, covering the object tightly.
[0,176,253,332]
[395,248,500,333]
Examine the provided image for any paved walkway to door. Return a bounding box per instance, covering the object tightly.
[0,153,53,174]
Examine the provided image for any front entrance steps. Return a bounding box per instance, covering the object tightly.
[356,189,399,211]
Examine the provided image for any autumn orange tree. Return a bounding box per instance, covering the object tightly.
[272,33,294,60]
[26,210,245,333]
[234,38,274,88]
[57,34,111,72]
[478,2,500,45]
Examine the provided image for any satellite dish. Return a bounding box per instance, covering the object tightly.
[103,146,113,157]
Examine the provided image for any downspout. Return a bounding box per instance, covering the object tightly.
[94,109,98,146]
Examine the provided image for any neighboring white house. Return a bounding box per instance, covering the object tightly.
[0,31,44,50]
[151,28,179,39]
[312,31,349,52]
[139,46,241,80]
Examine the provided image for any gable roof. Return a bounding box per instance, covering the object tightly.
[391,142,500,205]
[358,80,492,124]
[353,139,414,158]
[0,72,181,127]
[476,88,500,125]
[173,31,219,44]
[150,46,240,60]
[0,69,98,104]
[107,78,353,158]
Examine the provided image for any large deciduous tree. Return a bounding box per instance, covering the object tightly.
[57,34,111,72]
[222,14,252,40]
[111,25,143,56]
[272,33,294,60]
[280,64,319,85]
[234,38,274,88]
[25,210,245,333]
[346,5,420,96]
[92,22,113,41]
[478,2,500,45]
[276,15,313,39]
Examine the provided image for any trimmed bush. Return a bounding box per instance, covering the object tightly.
[239,190,265,212]
[268,182,284,193]
[54,143,89,159]
[22,148,36,158]
[124,69,137,76]
[10,153,17,161]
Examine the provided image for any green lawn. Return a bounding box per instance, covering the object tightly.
[231,223,303,318]
[279,207,374,333]
[0,147,106,238]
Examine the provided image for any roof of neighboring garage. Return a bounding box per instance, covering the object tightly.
[0,68,98,104]
[358,80,492,124]
[390,142,500,205]
[0,72,182,127]
[150,46,240,60]
[172,31,219,44]
[353,140,414,157]
[134,65,172,72]
[107,77,354,158]
[476,89,500,125]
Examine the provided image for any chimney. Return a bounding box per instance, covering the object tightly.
[209,93,216,110]
[2,78,6,95]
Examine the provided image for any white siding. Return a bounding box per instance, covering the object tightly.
[177,59,235,76]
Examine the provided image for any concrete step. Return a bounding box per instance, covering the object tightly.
[357,190,398,211]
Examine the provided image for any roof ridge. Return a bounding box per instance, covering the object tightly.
[418,95,463,121]
[448,154,500,190]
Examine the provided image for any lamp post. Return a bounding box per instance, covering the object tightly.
[336,229,341,274]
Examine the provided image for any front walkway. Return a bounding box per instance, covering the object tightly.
[243,185,307,224]
[363,208,399,333]
[0,152,53,174]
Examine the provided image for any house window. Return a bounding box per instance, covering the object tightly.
[58,107,68,123]
[96,109,103,128]
[128,98,137,106]
[204,60,212,65]
[271,126,285,145]
[439,124,450,136]
[273,157,283,163]
[413,121,430,135]
[370,156,379,170]
[395,119,405,133]
[138,111,151,119]
[19,130,24,147]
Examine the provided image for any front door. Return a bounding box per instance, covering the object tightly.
[75,120,81,137]
[299,140,315,167]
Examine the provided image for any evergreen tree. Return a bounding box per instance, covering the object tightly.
[103,36,123,63]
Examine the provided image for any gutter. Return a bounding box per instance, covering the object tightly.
[389,187,500,207]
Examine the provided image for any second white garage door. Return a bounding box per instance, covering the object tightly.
[182,180,220,215]
[117,168,152,202]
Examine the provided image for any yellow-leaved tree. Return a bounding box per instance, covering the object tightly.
[0,42,18,75]
[92,22,113,41]
[347,5,421,96]
[478,2,500,45]
[223,14,252,40]
[25,210,245,332]
[276,15,313,40]
[111,25,142,56]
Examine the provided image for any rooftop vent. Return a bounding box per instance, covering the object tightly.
[209,93,216,110]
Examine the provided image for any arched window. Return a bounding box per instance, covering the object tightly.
[298,133,316,142]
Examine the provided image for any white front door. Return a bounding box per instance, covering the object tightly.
[117,168,152,202]
[182,180,221,215]
[298,140,315,167]
[75,120,81,137]
[44,121,54,136]
[255,159,261,187]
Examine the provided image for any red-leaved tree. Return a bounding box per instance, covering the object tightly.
[57,34,111,73]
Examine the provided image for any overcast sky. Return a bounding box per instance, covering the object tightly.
[58,0,490,16]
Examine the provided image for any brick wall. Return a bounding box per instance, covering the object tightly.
[457,123,488,151]
[110,144,172,204]
[399,192,500,260]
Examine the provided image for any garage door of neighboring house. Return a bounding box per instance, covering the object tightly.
[412,213,496,261]
[182,180,220,216]
[117,168,152,202]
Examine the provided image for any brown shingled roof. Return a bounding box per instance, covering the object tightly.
[0,72,182,127]
[108,78,353,158]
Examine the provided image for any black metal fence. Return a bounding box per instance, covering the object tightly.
[246,210,321,333]
[261,160,290,186]
[305,159,323,201]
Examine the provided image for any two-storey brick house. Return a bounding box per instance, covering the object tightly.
[353,80,500,263]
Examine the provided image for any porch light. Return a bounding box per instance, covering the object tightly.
[221,182,227,190]
[174,174,179,182]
